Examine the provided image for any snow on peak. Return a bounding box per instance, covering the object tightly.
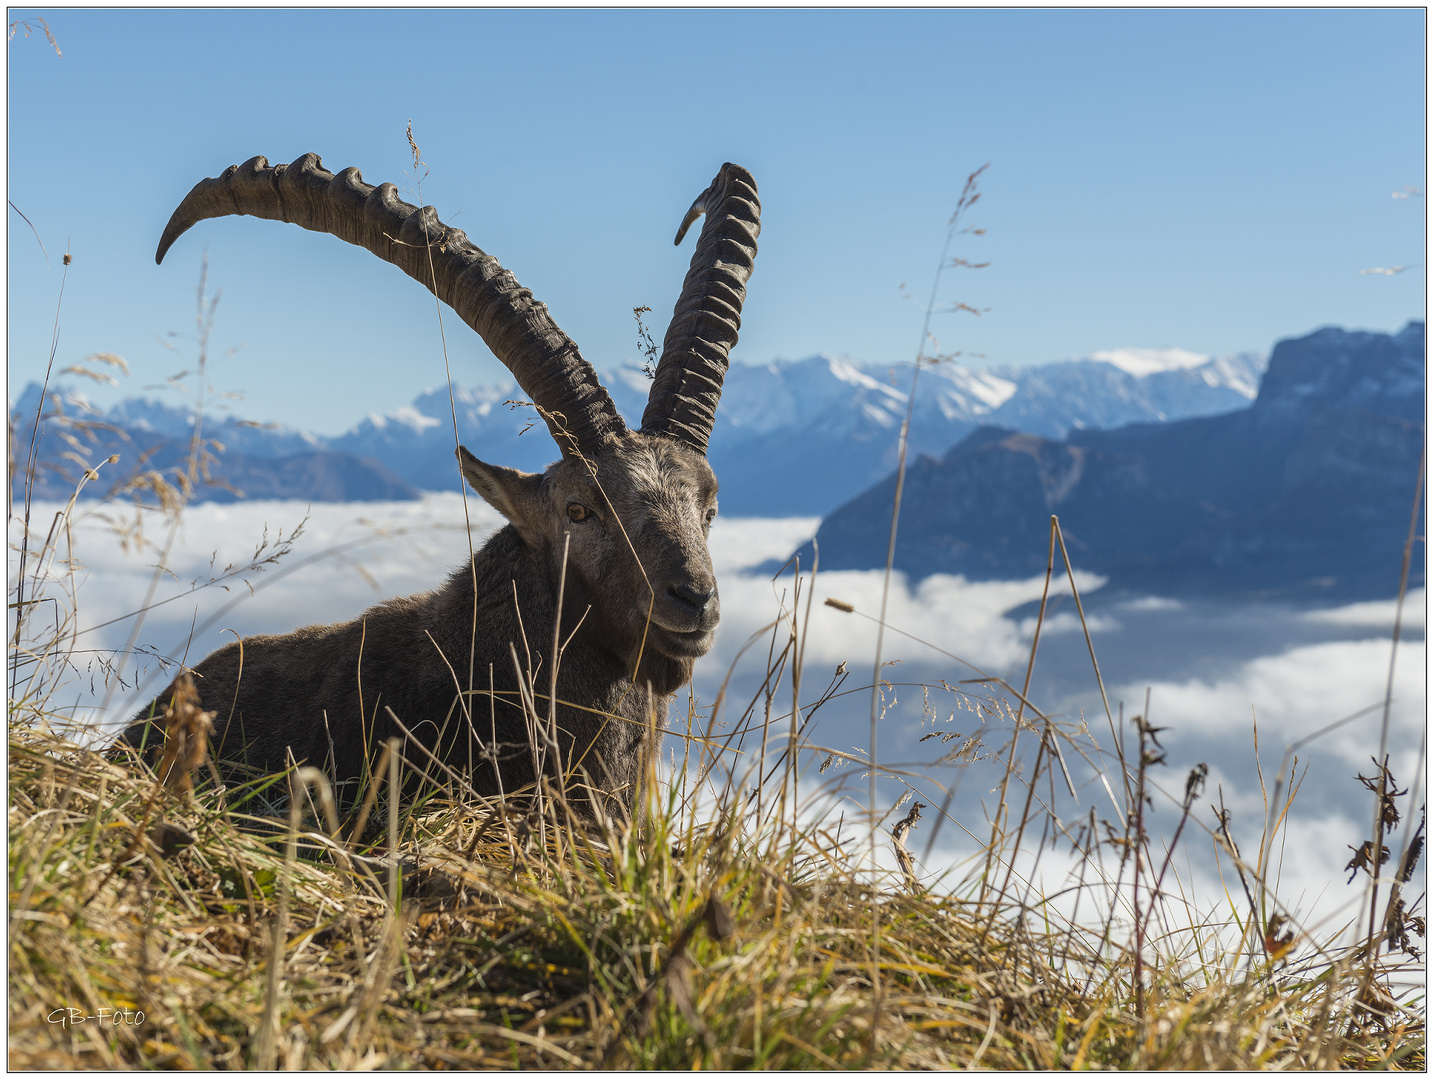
[824,354,885,389]
[610,363,658,396]
[367,405,443,434]
[952,368,1019,410]
[1089,347,1211,378]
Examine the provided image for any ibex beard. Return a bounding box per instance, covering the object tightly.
[117,154,760,823]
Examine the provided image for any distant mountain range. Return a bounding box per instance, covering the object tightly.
[9,386,417,504]
[803,322,1425,602]
[696,348,1262,516]
[11,344,1265,515]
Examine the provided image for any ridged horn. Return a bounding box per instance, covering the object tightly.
[640,163,760,454]
[156,154,627,457]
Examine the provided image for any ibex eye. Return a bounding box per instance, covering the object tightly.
[567,504,591,523]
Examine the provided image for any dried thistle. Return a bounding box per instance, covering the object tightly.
[892,801,925,892]
[1345,839,1391,885]
[1133,714,1168,769]
[1384,897,1424,960]
[1397,813,1424,883]
[1356,757,1406,835]
[1184,762,1208,803]
[1263,913,1295,960]
[633,306,659,379]
[153,672,215,800]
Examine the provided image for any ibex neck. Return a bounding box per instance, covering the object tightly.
[458,525,695,699]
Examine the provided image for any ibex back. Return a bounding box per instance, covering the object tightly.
[118,155,760,819]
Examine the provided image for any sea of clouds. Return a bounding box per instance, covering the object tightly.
[11,494,1425,959]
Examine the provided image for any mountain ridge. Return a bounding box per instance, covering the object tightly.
[12,340,1269,510]
[802,322,1425,601]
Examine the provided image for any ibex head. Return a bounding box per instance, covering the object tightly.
[156,156,760,677]
[458,432,720,668]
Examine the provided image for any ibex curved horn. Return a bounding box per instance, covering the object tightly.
[641,163,761,455]
[155,153,627,458]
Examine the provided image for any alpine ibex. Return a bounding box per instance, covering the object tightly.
[119,154,760,818]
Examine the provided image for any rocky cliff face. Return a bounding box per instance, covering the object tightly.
[807,323,1424,601]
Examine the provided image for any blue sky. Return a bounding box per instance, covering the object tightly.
[8,8,1425,435]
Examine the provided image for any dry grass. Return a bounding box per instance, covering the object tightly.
[6,700,1425,1069]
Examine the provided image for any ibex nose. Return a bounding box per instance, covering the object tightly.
[668,581,715,612]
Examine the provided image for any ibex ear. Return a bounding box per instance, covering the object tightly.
[457,446,547,548]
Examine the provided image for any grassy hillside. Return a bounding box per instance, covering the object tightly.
[7,704,1425,1069]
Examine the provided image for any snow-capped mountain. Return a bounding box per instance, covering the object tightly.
[697,348,1264,514]
[10,384,416,504]
[10,344,1266,512]
[320,346,1262,514]
[331,381,543,482]
[804,322,1424,601]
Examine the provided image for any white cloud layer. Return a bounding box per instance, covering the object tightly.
[1303,591,1425,630]
[1114,638,1424,771]
[711,567,1110,684]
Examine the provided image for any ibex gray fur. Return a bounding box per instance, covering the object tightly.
[119,154,760,818]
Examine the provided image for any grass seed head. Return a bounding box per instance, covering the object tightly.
[154,672,215,799]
